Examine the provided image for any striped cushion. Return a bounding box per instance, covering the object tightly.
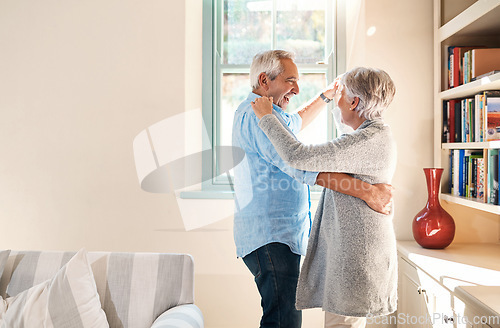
[0,251,10,281]
[151,304,204,328]
[0,251,197,328]
[0,249,108,327]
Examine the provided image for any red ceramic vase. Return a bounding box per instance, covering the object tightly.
[412,168,455,249]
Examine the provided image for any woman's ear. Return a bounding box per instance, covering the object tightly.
[351,97,360,110]
[258,73,269,91]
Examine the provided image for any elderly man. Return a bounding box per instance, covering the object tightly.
[232,50,392,328]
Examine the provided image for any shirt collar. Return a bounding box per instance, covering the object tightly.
[247,92,285,113]
[358,117,384,130]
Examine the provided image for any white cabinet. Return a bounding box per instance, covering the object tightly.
[398,255,454,328]
[397,242,500,328]
[398,256,433,328]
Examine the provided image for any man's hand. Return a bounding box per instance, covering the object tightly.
[322,76,342,100]
[316,172,394,215]
[365,183,394,215]
[251,96,273,119]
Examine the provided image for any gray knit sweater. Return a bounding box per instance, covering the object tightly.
[258,114,398,317]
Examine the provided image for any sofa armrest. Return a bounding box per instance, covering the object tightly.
[151,303,204,328]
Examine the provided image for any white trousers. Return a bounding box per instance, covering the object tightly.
[324,312,367,328]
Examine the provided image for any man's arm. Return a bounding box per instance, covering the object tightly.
[316,172,394,215]
[297,82,336,130]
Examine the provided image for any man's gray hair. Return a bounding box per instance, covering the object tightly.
[341,67,396,120]
[250,50,295,90]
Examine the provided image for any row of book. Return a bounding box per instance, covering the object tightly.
[442,90,500,143]
[449,149,499,204]
[447,46,500,89]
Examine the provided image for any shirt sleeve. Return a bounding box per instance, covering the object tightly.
[287,113,302,134]
[258,114,391,176]
[241,111,319,186]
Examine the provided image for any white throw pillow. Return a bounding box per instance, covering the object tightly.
[0,249,109,328]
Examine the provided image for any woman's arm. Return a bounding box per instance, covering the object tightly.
[251,96,390,175]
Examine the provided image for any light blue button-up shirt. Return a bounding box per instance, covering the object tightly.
[232,93,319,258]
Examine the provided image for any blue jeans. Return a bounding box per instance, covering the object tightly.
[243,242,302,328]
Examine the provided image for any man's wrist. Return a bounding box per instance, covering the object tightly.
[320,93,332,103]
[361,183,374,202]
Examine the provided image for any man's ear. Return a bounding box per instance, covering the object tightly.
[258,73,269,90]
[351,97,360,110]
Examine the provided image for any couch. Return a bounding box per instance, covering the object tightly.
[0,249,204,328]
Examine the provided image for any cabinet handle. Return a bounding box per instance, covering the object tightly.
[443,315,454,324]
[417,287,429,303]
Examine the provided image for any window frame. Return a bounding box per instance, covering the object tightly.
[181,0,346,199]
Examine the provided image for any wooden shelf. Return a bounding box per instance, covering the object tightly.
[442,141,500,149]
[435,0,500,217]
[439,72,500,99]
[439,0,500,43]
[440,193,500,214]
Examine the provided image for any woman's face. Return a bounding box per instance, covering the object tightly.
[335,85,358,128]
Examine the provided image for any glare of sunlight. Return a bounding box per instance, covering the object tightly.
[408,253,500,287]
[247,1,271,11]
[428,229,440,236]
[247,0,325,12]
[367,26,377,36]
[480,76,492,85]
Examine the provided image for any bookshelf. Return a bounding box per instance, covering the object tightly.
[438,0,500,43]
[434,0,500,212]
[439,71,500,100]
[440,194,500,215]
[442,141,500,150]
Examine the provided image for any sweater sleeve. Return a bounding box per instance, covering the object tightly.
[240,111,319,186]
[258,114,391,176]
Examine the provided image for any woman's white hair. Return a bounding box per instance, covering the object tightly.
[250,50,295,90]
[340,67,396,120]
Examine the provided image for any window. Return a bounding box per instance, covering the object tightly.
[194,0,344,197]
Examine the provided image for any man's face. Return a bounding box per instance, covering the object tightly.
[266,58,300,110]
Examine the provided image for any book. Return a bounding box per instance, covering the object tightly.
[488,149,499,204]
[474,94,480,142]
[449,151,454,194]
[443,100,449,143]
[448,46,455,88]
[484,150,489,201]
[459,149,465,196]
[463,99,468,142]
[453,149,460,196]
[463,51,472,84]
[477,157,485,201]
[477,93,485,142]
[469,98,474,142]
[449,99,457,143]
[471,48,500,79]
[485,91,500,141]
[454,100,461,142]
[470,153,482,198]
[472,157,477,198]
[452,47,477,88]
[464,154,469,197]
[494,151,499,205]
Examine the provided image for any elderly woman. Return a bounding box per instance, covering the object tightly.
[251,67,397,328]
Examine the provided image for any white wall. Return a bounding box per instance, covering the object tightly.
[347,0,435,241]
[1,1,495,327]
